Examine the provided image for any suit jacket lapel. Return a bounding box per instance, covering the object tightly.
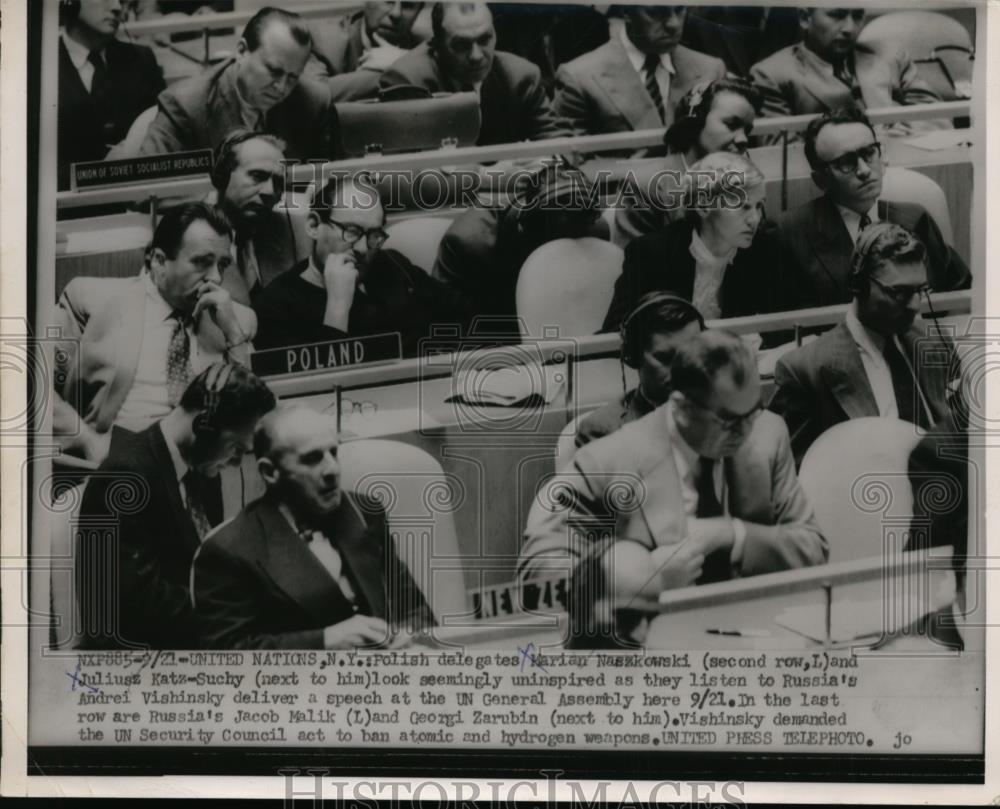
[331,494,387,619]
[210,61,246,147]
[809,197,853,296]
[105,277,146,424]
[145,425,201,554]
[256,496,358,624]
[594,40,662,131]
[901,326,950,423]
[794,45,853,112]
[636,413,688,548]
[820,322,880,418]
[59,39,90,102]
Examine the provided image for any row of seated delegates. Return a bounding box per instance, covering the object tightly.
[251,172,470,356]
[433,160,608,341]
[136,7,338,160]
[54,203,257,465]
[519,329,828,648]
[57,0,166,188]
[769,223,956,466]
[602,151,778,332]
[192,404,433,650]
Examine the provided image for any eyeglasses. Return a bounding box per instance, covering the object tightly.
[685,397,762,432]
[325,399,377,419]
[323,218,389,250]
[869,277,932,303]
[824,142,883,175]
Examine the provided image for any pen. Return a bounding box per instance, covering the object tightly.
[706,628,771,638]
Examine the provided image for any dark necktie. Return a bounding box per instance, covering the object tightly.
[833,56,863,103]
[883,337,929,428]
[183,470,213,541]
[858,212,872,235]
[166,312,193,408]
[695,457,731,584]
[643,54,666,124]
[88,50,115,145]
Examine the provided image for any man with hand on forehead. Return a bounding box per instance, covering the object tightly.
[520,330,826,647]
[193,405,433,650]
[253,172,468,356]
[54,203,256,464]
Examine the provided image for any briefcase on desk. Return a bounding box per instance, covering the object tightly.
[336,89,481,157]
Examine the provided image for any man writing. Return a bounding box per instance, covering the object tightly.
[193,405,432,649]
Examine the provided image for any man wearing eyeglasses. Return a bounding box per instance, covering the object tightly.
[772,107,970,312]
[520,329,827,647]
[769,223,956,467]
[750,8,941,136]
[253,173,468,356]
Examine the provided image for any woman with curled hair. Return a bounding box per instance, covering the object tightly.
[614,77,761,247]
[603,151,779,331]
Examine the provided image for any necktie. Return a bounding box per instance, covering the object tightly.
[183,470,213,541]
[858,212,872,234]
[883,337,929,428]
[833,56,863,102]
[694,457,730,584]
[302,528,357,603]
[166,312,193,408]
[643,54,666,124]
[88,50,115,145]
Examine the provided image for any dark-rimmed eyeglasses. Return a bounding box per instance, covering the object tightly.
[869,276,932,303]
[684,397,763,432]
[322,218,389,250]
[824,142,882,175]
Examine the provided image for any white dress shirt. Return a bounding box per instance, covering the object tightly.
[664,404,747,566]
[620,26,675,115]
[61,30,101,93]
[115,273,222,432]
[837,201,880,245]
[844,305,899,418]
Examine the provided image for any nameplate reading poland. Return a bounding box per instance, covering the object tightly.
[72,150,213,189]
[251,333,403,376]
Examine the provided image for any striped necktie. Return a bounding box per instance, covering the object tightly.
[643,54,666,123]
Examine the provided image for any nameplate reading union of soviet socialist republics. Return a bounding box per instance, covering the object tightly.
[71,150,213,190]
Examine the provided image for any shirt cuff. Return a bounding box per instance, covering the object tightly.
[730,518,747,569]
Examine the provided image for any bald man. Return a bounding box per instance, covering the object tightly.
[192,406,432,649]
[378,1,570,145]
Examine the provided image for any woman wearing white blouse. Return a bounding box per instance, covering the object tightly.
[604,151,779,331]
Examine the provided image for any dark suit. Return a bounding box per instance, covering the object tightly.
[602,217,781,332]
[553,38,726,137]
[773,196,971,311]
[76,424,221,649]
[192,491,431,649]
[769,320,954,465]
[58,37,165,189]
[379,44,570,145]
[138,58,338,160]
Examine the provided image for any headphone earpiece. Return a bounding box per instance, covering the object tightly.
[620,292,704,369]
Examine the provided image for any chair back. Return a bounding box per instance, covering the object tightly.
[337,92,481,157]
[338,439,470,622]
[385,216,455,273]
[798,417,923,562]
[859,11,974,100]
[516,237,624,338]
[882,166,954,244]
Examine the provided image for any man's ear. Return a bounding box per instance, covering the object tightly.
[257,456,279,487]
[235,38,248,59]
[810,169,828,192]
[797,8,811,32]
[305,211,321,241]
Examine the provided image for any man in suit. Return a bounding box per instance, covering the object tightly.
[553,6,727,138]
[138,7,338,160]
[192,405,432,649]
[309,2,426,100]
[378,2,570,146]
[210,129,308,305]
[253,172,468,356]
[521,329,827,647]
[772,107,970,311]
[750,8,941,136]
[77,363,276,649]
[58,0,165,189]
[54,203,257,464]
[576,294,704,449]
[769,223,955,466]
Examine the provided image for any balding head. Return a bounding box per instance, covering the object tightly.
[431,2,495,87]
[255,406,344,520]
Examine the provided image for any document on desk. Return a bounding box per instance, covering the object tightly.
[447,363,565,406]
